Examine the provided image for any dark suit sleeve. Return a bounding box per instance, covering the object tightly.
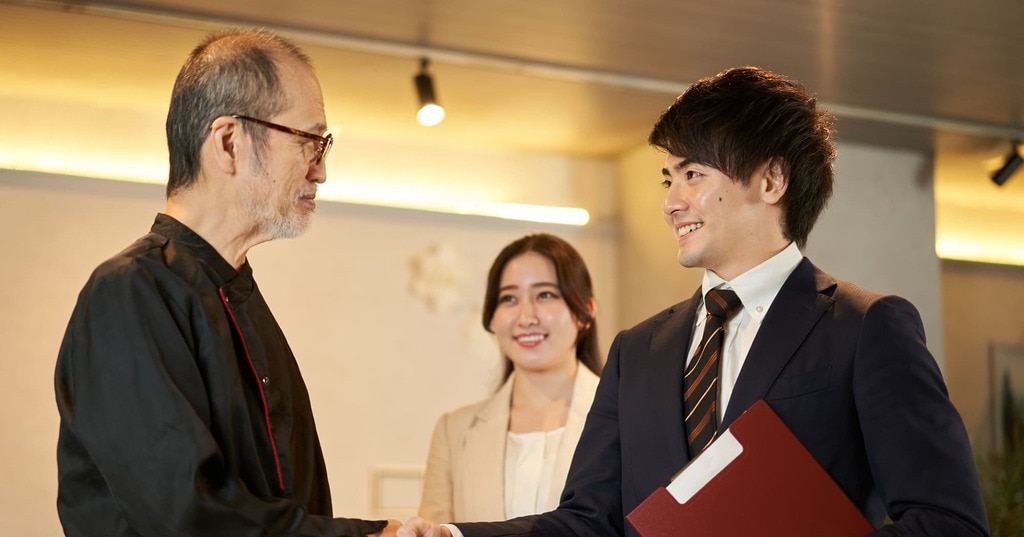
[853,296,989,536]
[457,332,631,537]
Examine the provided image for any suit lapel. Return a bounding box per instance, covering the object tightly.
[547,367,600,510]
[460,378,512,520]
[644,289,702,470]
[722,258,837,427]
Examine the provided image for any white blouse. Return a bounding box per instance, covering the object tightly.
[504,427,566,518]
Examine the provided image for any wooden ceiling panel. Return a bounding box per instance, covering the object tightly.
[2,0,1023,191]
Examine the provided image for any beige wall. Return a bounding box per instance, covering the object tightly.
[807,142,945,366]
[942,260,1024,451]
[615,144,703,327]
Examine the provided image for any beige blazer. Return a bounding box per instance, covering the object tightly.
[418,366,601,523]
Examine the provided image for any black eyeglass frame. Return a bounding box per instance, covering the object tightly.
[231,114,333,165]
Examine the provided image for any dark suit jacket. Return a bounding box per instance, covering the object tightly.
[458,258,989,536]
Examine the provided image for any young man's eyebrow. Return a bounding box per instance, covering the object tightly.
[662,158,695,176]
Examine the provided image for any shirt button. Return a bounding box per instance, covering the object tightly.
[755,305,764,313]
[261,376,270,385]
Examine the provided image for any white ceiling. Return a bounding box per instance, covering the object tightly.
[3,0,1024,254]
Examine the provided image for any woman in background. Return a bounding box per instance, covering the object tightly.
[419,233,602,522]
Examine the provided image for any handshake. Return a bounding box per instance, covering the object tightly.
[373,517,453,537]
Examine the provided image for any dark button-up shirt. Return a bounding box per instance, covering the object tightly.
[55,214,385,536]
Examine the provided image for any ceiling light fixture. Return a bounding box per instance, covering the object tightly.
[991,140,1022,186]
[414,58,445,127]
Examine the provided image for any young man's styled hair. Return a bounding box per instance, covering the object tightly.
[648,66,837,247]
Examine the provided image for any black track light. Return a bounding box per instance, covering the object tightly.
[414,58,445,126]
[992,141,1022,186]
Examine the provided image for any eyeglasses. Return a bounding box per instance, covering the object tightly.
[231,114,333,165]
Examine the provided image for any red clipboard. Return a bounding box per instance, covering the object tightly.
[626,400,874,536]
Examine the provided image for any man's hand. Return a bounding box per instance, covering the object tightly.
[396,517,452,537]
[369,519,402,536]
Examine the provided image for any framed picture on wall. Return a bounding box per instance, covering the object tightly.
[990,342,1024,453]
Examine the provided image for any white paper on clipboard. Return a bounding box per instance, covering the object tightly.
[665,430,744,504]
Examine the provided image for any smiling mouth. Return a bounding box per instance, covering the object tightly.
[516,334,545,344]
[675,222,704,238]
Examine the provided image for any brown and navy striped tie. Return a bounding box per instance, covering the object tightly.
[684,288,743,457]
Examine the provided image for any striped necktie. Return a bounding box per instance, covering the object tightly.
[684,288,743,457]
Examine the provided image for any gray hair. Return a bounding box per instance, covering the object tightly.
[165,28,312,196]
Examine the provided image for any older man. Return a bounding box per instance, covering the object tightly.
[55,28,397,536]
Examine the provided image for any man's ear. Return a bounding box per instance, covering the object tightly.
[207,116,240,176]
[761,158,788,205]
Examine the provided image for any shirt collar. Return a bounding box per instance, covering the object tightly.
[700,242,803,322]
[152,213,255,300]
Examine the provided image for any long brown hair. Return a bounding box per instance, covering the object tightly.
[481,233,602,384]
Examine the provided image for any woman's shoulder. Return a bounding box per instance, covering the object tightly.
[570,366,601,412]
[435,378,514,433]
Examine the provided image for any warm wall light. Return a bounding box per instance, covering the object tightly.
[318,182,590,226]
[414,58,445,127]
[991,140,1022,186]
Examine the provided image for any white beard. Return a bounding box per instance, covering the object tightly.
[242,177,311,240]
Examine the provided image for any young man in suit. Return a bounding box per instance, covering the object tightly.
[400,66,989,536]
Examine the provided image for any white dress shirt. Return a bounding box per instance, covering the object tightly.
[504,427,566,518]
[686,241,803,422]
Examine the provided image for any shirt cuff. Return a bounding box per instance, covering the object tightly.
[441,523,465,537]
